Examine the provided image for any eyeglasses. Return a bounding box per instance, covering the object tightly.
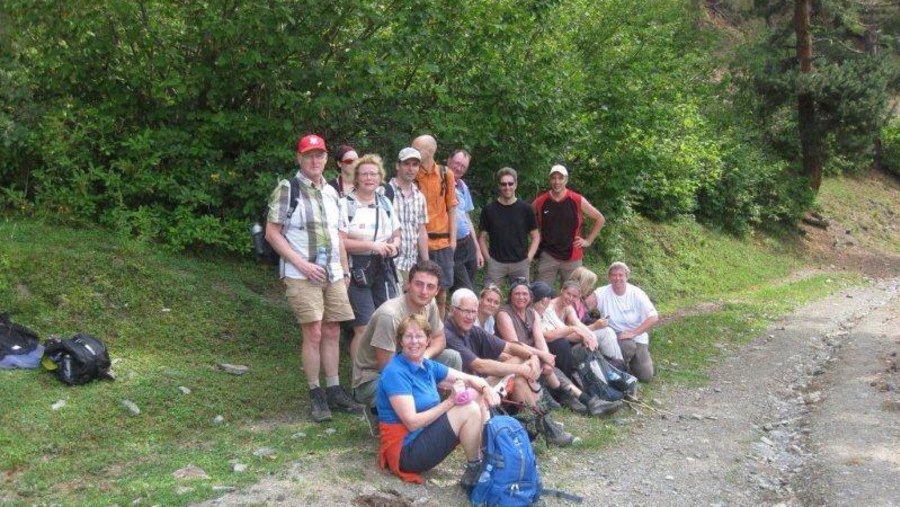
[499,181,516,187]
[453,306,478,317]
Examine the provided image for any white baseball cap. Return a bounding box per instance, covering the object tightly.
[549,164,569,177]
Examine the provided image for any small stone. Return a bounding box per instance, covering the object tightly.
[769,334,775,339]
[232,463,248,473]
[213,486,236,492]
[253,447,276,458]
[291,432,307,439]
[323,428,337,435]
[760,436,775,446]
[161,308,171,313]
[665,475,675,481]
[212,415,225,425]
[121,399,141,416]
[51,400,67,411]
[713,387,722,393]
[173,465,209,480]
[178,386,191,395]
[690,413,703,420]
[763,423,774,431]
[218,363,249,375]
[175,486,194,495]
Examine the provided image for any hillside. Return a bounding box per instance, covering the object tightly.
[1,170,898,507]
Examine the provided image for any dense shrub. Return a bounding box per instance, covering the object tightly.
[0,0,887,252]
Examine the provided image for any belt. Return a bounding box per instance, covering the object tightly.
[427,232,450,239]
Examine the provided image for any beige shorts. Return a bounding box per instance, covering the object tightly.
[284,277,355,324]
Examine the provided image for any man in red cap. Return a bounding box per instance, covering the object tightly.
[265,134,363,422]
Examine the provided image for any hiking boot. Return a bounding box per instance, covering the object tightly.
[309,387,333,422]
[586,396,623,417]
[460,460,482,492]
[539,414,574,447]
[364,406,380,438]
[326,385,365,415]
[541,387,562,411]
[551,387,587,415]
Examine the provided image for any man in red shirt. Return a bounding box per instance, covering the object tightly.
[532,164,606,287]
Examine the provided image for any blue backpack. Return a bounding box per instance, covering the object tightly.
[470,415,542,507]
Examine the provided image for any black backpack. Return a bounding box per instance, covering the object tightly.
[252,177,301,265]
[43,334,113,385]
[0,313,40,359]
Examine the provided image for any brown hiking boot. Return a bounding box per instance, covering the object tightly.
[309,387,333,422]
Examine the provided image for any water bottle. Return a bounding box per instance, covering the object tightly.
[251,223,266,259]
[312,246,328,286]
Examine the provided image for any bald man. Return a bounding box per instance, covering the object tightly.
[412,134,458,318]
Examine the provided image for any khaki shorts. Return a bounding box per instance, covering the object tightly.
[535,251,582,287]
[284,277,355,324]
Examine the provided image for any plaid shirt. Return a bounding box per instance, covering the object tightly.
[267,172,345,282]
[388,179,428,272]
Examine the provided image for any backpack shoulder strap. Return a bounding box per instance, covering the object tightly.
[346,194,359,224]
[286,177,301,220]
[383,182,395,203]
[375,192,392,218]
[440,164,447,196]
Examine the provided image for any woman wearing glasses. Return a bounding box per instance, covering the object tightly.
[339,154,401,366]
[377,314,499,488]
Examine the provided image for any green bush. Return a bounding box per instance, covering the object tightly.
[882,117,900,177]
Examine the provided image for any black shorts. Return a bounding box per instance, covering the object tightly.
[399,413,459,473]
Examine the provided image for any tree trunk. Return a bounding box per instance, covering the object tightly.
[864,24,883,172]
[794,0,822,191]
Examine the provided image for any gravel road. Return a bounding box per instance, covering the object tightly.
[194,278,899,507]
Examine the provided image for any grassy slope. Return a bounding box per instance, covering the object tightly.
[1,173,896,506]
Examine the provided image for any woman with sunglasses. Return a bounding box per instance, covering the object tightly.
[495,280,614,416]
[328,144,359,197]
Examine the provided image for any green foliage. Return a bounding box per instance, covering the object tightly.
[733,0,898,179]
[2,0,887,250]
[882,117,900,177]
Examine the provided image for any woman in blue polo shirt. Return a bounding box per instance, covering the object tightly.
[376,314,500,488]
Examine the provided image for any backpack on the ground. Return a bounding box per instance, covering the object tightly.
[0,313,40,359]
[470,414,542,507]
[251,177,301,265]
[42,334,113,385]
[571,348,626,402]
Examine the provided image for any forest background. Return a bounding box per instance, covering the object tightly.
[1,0,898,255]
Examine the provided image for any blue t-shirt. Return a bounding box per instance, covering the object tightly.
[455,180,475,239]
[376,354,450,445]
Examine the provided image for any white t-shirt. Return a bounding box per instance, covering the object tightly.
[593,284,658,345]
[541,304,568,332]
[339,193,399,243]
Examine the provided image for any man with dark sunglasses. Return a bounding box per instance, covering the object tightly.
[478,167,540,288]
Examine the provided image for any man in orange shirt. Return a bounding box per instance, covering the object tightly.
[412,134,458,318]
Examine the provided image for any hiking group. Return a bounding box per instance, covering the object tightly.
[264,133,660,492]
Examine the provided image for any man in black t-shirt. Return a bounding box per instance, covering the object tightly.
[478,167,540,287]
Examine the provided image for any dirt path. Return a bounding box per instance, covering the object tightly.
[194,278,899,507]
[552,277,899,507]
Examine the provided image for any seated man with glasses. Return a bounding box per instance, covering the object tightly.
[443,288,575,447]
[478,167,540,287]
